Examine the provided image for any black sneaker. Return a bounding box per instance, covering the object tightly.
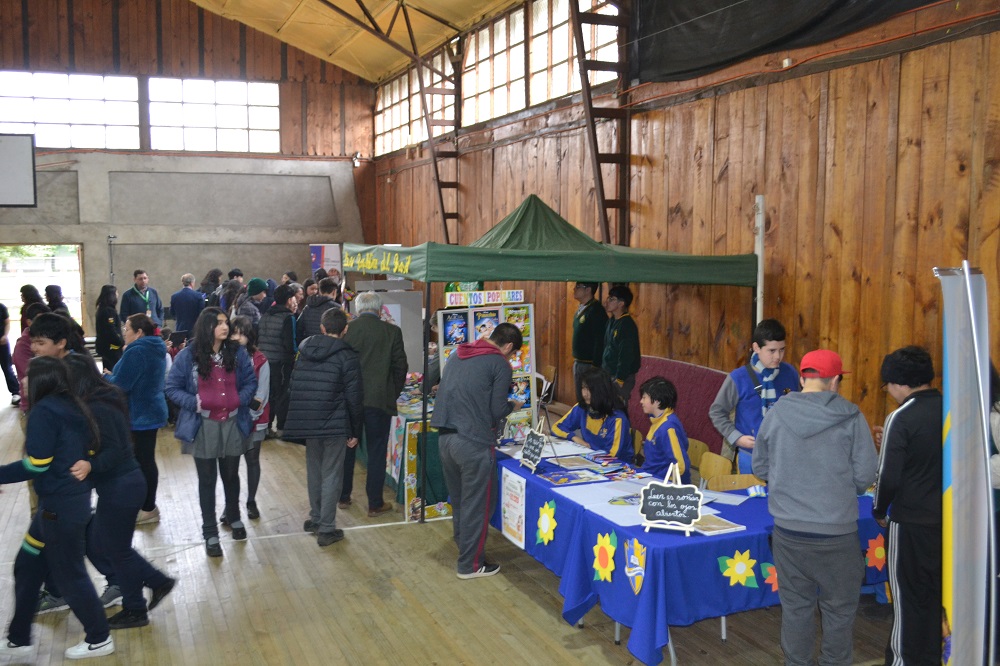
[147,577,176,612]
[456,562,501,580]
[317,530,345,547]
[303,519,318,534]
[219,513,230,527]
[231,522,247,541]
[205,538,223,558]
[108,608,149,629]
[247,501,260,520]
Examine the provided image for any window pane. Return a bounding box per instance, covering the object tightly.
[216,104,248,128]
[476,62,491,94]
[248,129,279,153]
[510,8,525,44]
[34,98,70,124]
[184,126,216,150]
[0,97,34,123]
[34,123,71,147]
[0,122,34,134]
[70,124,106,148]
[105,101,139,126]
[532,0,549,34]
[551,61,569,98]
[183,79,215,103]
[494,52,507,88]
[217,128,249,152]
[552,23,569,61]
[509,79,526,112]
[106,125,139,149]
[68,75,105,100]
[477,28,490,62]
[149,101,182,126]
[477,92,490,120]
[149,77,182,102]
[529,71,548,104]
[216,80,248,105]
[33,73,70,98]
[104,76,138,101]
[150,126,184,150]
[183,102,216,127]
[493,85,508,116]
[247,82,278,106]
[494,20,507,51]
[0,71,33,97]
[69,99,106,124]
[462,96,476,126]
[530,36,549,72]
[552,0,569,23]
[510,44,525,78]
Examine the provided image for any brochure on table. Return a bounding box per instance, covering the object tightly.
[438,296,536,432]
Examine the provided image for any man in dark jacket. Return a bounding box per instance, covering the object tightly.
[257,284,298,437]
[120,269,165,326]
[431,322,523,579]
[571,281,606,404]
[602,284,640,409]
[872,346,942,665]
[283,308,363,547]
[169,273,205,335]
[297,277,341,343]
[341,292,407,517]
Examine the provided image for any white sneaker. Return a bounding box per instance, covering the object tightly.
[0,640,33,658]
[456,562,501,579]
[64,637,114,660]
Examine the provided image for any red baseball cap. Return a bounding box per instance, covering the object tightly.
[799,349,850,378]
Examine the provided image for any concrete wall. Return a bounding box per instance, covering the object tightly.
[0,152,365,333]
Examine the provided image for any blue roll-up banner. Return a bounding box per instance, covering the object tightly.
[936,261,994,665]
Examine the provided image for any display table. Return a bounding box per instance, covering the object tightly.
[492,456,888,666]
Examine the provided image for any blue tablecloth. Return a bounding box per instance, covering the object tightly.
[493,457,887,665]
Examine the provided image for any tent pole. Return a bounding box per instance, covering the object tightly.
[419,282,432,524]
[753,194,765,326]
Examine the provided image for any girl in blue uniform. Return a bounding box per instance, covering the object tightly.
[638,376,692,483]
[551,367,633,463]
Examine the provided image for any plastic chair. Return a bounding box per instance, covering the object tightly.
[707,473,765,492]
[698,451,734,489]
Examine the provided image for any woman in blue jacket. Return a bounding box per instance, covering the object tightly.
[165,308,256,557]
[106,313,168,525]
[0,357,114,660]
[551,367,633,463]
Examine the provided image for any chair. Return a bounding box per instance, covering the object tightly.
[533,368,555,432]
[707,473,766,492]
[698,451,734,489]
[687,438,709,470]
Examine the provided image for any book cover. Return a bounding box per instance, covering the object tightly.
[509,341,532,374]
[509,376,532,409]
[472,309,500,340]
[691,514,747,536]
[443,312,469,346]
[504,305,531,336]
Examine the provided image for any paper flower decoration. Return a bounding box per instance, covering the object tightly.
[593,531,618,582]
[761,562,778,592]
[718,549,758,587]
[537,501,557,545]
[866,533,886,571]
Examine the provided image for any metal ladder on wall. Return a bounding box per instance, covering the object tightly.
[569,1,631,246]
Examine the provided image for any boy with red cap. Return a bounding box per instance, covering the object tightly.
[752,349,877,666]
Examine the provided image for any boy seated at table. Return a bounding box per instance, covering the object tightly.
[550,367,633,463]
[638,376,692,483]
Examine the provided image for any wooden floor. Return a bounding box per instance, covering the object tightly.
[0,395,892,665]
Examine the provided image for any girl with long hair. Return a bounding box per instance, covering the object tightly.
[65,354,176,630]
[165,308,257,557]
[18,284,44,331]
[94,285,125,371]
[551,366,633,463]
[0,357,114,659]
[105,314,168,525]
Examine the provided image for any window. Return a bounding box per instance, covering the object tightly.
[462,9,526,125]
[0,71,140,149]
[148,78,280,153]
[375,70,411,156]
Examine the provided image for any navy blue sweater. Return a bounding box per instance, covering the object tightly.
[88,399,140,488]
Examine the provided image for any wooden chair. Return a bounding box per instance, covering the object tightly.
[707,473,765,492]
[698,451,734,488]
[687,438,709,470]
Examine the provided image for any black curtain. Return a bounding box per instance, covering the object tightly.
[631,0,936,82]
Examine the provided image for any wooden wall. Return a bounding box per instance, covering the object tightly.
[0,0,377,218]
[374,29,1000,427]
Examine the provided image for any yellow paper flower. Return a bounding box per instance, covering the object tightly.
[593,532,617,582]
[721,550,758,587]
[537,501,557,545]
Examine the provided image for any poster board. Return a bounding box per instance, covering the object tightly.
[437,302,537,431]
[402,421,452,523]
[309,244,342,280]
[0,134,37,207]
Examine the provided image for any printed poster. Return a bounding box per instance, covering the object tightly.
[443,312,469,346]
[501,467,527,549]
[472,308,500,340]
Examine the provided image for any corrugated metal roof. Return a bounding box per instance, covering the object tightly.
[189,0,523,83]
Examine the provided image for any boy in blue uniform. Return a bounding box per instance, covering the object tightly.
[709,319,799,474]
[638,377,691,483]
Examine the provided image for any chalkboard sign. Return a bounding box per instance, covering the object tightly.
[640,481,704,534]
[520,429,548,473]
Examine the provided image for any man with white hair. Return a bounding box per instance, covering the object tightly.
[170,273,205,336]
[341,292,408,517]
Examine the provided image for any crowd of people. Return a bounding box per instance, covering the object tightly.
[0,272,974,663]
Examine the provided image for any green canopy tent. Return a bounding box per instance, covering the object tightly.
[342,194,759,521]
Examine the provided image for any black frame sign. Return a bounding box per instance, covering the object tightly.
[519,429,548,473]
[640,477,704,536]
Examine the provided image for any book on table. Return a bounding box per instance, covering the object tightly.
[691,514,746,535]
